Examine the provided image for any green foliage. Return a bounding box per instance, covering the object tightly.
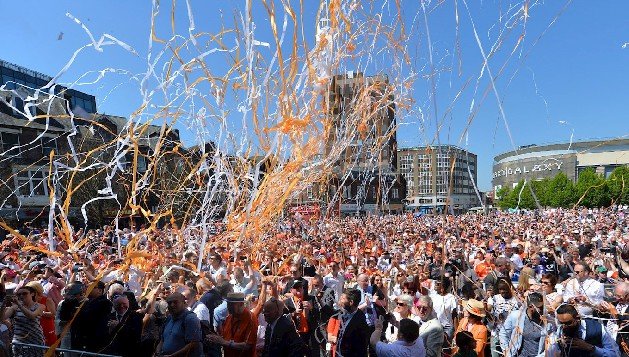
[531,178,551,207]
[574,168,610,207]
[495,167,629,209]
[607,166,629,205]
[546,172,576,208]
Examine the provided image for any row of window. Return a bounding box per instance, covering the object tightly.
[1,66,97,114]
[15,169,49,197]
[340,185,400,199]
[0,132,57,157]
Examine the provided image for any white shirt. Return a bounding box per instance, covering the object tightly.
[324,272,345,301]
[231,275,258,296]
[385,312,421,342]
[209,265,228,283]
[376,338,426,357]
[505,253,524,271]
[189,300,210,322]
[487,294,520,329]
[429,292,457,333]
[562,278,605,317]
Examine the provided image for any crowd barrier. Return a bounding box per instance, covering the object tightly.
[11,341,120,357]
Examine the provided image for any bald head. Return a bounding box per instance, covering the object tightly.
[357,274,369,289]
[113,294,129,315]
[166,292,187,315]
[196,278,212,294]
[616,281,629,303]
[262,298,285,323]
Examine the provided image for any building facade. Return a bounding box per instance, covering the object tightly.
[398,145,479,214]
[0,59,97,223]
[311,71,406,216]
[0,59,181,227]
[492,138,629,192]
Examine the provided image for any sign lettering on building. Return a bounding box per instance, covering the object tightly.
[493,159,563,179]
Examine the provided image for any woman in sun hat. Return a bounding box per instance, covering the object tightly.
[452,299,488,357]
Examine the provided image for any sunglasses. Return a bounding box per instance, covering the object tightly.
[17,292,30,296]
[396,302,407,307]
[559,319,579,326]
[541,281,551,285]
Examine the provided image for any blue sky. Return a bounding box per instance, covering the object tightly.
[1,0,627,191]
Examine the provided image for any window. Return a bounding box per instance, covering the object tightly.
[343,186,351,199]
[306,186,313,199]
[70,96,96,114]
[137,155,148,172]
[16,170,48,197]
[392,188,399,199]
[1,132,20,156]
[41,137,57,156]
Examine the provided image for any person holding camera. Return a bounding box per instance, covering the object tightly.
[499,292,549,357]
[2,285,44,357]
[385,294,421,343]
[283,280,319,357]
[599,281,629,356]
[546,303,620,357]
[429,278,458,341]
[371,314,426,357]
[562,262,605,317]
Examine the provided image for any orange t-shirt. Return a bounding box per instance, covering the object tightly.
[474,262,494,280]
[292,298,309,334]
[453,317,488,357]
[222,309,258,357]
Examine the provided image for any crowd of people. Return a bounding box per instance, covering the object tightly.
[0,205,627,357]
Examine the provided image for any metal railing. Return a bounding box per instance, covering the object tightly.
[11,341,120,357]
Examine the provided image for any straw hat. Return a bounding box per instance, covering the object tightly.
[25,281,44,295]
[464,299,486,317]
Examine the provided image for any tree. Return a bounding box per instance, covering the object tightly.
[511,180,537,209]
[546,172,576,208]
[497,180,536,209]
[531,178,551,207]
[574,168,610,208]
[496,186,514,209]
[607,166,629,205]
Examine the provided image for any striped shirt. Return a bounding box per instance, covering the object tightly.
[12,303,44,345]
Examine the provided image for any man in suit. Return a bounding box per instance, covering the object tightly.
[335,288,370,357]
[104,294,143,356]
[73,280,113,352]
[261,297,304,357]
[416,295,444,357]
[283,280,320,357]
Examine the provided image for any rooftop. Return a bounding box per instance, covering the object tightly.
[493,137,629,162]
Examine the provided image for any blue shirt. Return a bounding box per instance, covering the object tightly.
[213,301,229,332]
[161,310,202,355]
